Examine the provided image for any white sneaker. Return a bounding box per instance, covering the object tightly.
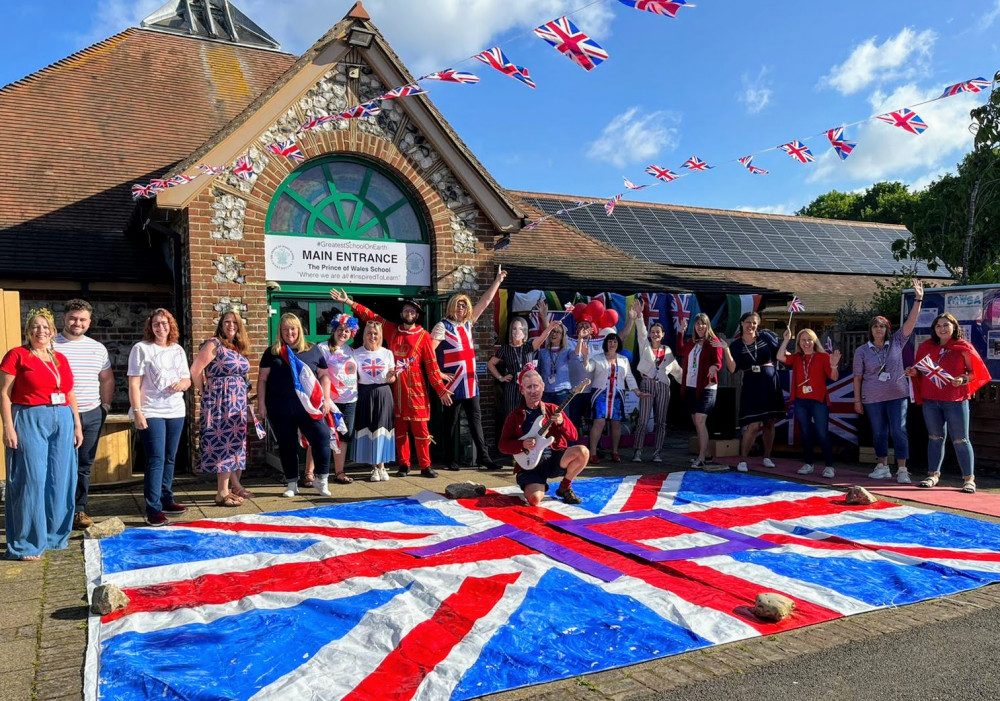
[282,481,298,498]
[896,468,911,484]
[737,461,749,473]
[369,468,382,482]
[379,466,391,482]
[652,453,662,464]
[762,458,776,469]
[314,475,331,497]
[632,451,643,463]
[822,467,835,478]
[868,464,892,480]
[797,464,814,475]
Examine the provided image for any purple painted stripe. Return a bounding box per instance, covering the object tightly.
[404,525,518,558]
[507,531,622,582]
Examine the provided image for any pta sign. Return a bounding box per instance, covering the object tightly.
[265,235,431,287]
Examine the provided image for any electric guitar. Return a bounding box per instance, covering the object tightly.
[513,379,591,471]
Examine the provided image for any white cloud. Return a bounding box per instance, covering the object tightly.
[821,28,937,96]
[982,1,1000,30]
[739,66,772,114]
[807,83,978,186]
[908,167,953,193]
[736,203,795,216]
[585,107,680,169]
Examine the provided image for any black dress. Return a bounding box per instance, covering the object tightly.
[729,331,786,426]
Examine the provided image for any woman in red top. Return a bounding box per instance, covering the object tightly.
[777,328,841,478]
[0,309,83,561]
[905,313,990,493]
[677,314,724,468]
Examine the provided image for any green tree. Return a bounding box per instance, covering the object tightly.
[893,71,1000,284]
[796,190,860,219]
[797,181,918,224]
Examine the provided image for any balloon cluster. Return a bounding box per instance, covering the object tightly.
[570,299,618,331]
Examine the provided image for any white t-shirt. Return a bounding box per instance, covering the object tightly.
[127,342,190,419]
[354,347,395,385]
[54,333,111,412]
[318,342,358,404]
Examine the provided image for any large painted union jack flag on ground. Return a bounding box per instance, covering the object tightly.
[85,474,1000,700]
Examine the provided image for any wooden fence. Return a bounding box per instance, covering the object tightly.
[0,289,21,483]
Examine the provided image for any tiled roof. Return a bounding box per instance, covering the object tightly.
[0,28,296,235]
[514,191,945,278]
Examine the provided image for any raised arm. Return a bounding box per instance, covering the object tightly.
[471,266,507,323]
[901,279,924,337]
[776,326,792,364]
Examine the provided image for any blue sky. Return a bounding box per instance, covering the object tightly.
[3,0,999,215]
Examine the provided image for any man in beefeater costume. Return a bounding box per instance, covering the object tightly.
[329,289,452,478]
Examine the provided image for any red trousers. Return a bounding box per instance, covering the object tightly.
[396,418,433,469]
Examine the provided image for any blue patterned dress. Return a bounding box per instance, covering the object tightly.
[197,340,250,473]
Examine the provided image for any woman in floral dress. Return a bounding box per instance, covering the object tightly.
[191,310,251,506]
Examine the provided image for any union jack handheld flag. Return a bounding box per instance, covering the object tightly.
[826,127,857,161]
[915,355,955,389]
[617,0,690,18]
[779,140,815,164]
[788,297,805,313]
[534,16,610,72]
[475,47,536,88]
[266,140,305,162]
[379,84,427,100]
[877,108,928,135]
[421,69,480,84]
[738,155,768,175]
[940,77,991,97]
[646,165,679,182]
[233,155,255,180]
[682,155,712,171]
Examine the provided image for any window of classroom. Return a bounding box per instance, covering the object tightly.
[266,158,425,242]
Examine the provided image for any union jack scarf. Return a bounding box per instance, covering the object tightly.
[279,344,347,454]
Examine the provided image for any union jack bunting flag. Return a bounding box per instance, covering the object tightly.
[826,127,857,161]
[669,293,694,331]
[299,115,336,132]
[555,201,589,216]
[778,140,815,164]
[533,16,610,72]
[876,108,928,135]
[738,155,768,175]
[170,174,198,185]
[475,47,536,88]
[915,355,955,389]
[682,155,712,171]
[617,0,688,18]
[940,77,991,97]
[623,176,649,190]
[232,155,255,180]
[605,193,623,216]
[646,165,679,182]
[197,164,226,175]
[420,69,480,84]
[148,178,171,192]
[523,218,546,231]
[379,84,427,100]
[266,140,305,162]
[131,184,155,200]
[788,296,805,313]
[85,473,1000,699]
[338,101,382,120]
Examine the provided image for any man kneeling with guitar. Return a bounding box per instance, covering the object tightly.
[498,365,590,506]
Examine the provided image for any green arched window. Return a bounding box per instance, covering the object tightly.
[266,157,425,242]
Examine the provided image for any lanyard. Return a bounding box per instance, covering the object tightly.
[34,349,62,390]
[799,354,814,387]
[871,342,890,373]
[742,337,760,364]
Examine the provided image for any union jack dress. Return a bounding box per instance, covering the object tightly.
[433,319,479,400]
[197,340,249,474]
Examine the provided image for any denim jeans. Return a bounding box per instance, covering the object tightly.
[139,417,184,517]
[793,398,833,467]
[75,406,106,512]
[922,399,973,477]
[863,397,909,461]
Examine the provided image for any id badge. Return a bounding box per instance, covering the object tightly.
[878,372,891,382]
[50,392,66,405]
[751,365,761,373]
[801,385,813,394]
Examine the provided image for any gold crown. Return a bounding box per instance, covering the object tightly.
[26,307,55,324]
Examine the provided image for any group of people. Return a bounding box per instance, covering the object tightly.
[1,278,991,558]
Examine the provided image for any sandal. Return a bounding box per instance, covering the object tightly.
[231,486,255,499]
[918,474,940,489]
[332,472,353,484]
[214,493,243,507]
[962,480,977,494]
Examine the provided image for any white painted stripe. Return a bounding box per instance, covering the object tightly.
[735,504,920,537]
[601,574,759,644]
[83,540,103,701]
[600,475,641,514]
[641,532,728,551]
[696,555,875,615]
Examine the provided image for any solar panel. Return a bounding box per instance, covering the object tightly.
[520,195,937,276]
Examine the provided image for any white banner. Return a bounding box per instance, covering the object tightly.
[265,235,431,287]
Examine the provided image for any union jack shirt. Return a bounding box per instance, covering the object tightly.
[433,319,479,399]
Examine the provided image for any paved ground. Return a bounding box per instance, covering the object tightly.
[2,436,998,701]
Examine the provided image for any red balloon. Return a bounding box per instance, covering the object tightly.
[586,299,605,320]
[572,303,588,322]
[600,309,619,328]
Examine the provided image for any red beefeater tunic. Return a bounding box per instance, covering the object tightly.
[350,302,448,421]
